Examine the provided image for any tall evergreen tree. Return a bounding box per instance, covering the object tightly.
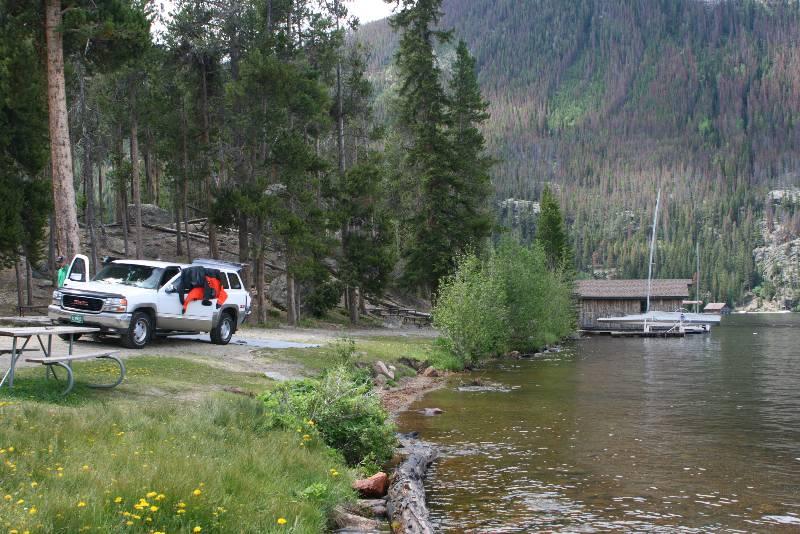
[536,186,570,269]
[0,1,51,268]
[449,40,493,256]
[390,1,494,295]
[390,0,456,295]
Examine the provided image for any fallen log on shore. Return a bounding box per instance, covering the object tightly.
[386,435,438,533]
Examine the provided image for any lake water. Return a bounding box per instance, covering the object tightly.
[398,314,800,532]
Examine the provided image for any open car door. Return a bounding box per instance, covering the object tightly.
[63,254,90,287]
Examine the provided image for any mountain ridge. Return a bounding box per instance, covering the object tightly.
[357,0,800,305]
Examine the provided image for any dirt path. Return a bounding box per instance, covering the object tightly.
[0,324,438,381]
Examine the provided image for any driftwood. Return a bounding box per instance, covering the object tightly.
[142,222,211,241]
[386,435,438,533]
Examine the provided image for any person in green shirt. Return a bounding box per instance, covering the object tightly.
[56,255,68,288]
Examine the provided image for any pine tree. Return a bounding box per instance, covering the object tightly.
[0,1,52,269]
[536,186,570,269]
[391,0,471,295]
[449,40,493,257]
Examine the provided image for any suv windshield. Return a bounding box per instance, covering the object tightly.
[93,264,163,289]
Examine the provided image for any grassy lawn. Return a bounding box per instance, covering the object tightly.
[257,335,438,375]
[0,357,354,533]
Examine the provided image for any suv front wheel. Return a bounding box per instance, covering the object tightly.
[121,311,152,349]
[210,312,234,345]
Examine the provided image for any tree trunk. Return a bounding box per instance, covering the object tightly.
[238,214,250,287]
[181,104,192,262]
[46,0,81,260]
[386,437,438,534]
[174,180,183,256]
[121,179,129,256]
[113,129,129,256]
[79,68,99,274]
[287,263,297,326]
[254,217,266,324]
[130,91,143,259]
[97,163,104,225]
[48,216,55,285]
[348,286,358,324]
[14,258,24,313]
[200,61,219,259]
[359,289,367,315]
[25,258,33,305]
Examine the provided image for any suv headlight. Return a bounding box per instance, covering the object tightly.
[102,297,128,313]
[52,290,62,306]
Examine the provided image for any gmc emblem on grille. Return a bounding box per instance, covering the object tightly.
[73,299,89,307]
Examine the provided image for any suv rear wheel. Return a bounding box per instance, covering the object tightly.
[121,311,152,349]
[210,311,234,345]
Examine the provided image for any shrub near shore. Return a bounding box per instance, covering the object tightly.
[260,364,396,471]
[433,239,575,367]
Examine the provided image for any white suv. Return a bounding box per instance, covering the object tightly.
[49,255,252,348]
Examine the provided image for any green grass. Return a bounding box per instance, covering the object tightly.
[0,397,353,533]
[0,356,358,533]
[0,331,443,532]
[0,356,270,405]
[257,335,437,374]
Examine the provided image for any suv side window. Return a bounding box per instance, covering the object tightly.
[228,272,242,289]
[159,267,181,288]
[220,272,230,289]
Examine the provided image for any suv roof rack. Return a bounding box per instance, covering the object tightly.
[191,258,247,271]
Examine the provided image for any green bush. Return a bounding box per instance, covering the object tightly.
[493,238,575,351]
[432,238,576,368]
[432,253,510,367]
[260,366,396,468]
[306,279,343,318]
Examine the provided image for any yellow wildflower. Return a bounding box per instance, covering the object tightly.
[30,481,38,488]
[192,489,202,497]
[82,465,89,471]
[7,447,14,452]
[177,502,186,508]
[16,498,24,504]
[125,521,133,526]
[77,501,87,507]
[277,517,288,525]
[3,494,11,500]
[29,506,38,515]
[150,506,158,512]
[193,527,202,533]
[177,509,186,515]
[302,434,311,441]
[155,493,165,501]
[146,491,157,498]
[114,496,123,504]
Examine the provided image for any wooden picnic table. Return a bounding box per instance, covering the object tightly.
[0,326,124,395]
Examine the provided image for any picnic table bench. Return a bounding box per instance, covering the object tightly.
[0,326,125,395]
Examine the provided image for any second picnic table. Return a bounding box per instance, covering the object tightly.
[0,326,125,395]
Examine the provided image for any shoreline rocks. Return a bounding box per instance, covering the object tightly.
[352,472,389,499]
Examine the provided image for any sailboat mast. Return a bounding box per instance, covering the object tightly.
[646,189,661,313]
[696,240,700,313]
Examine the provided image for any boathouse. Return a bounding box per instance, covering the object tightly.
[703,302,731,315]
[576,279,693,330]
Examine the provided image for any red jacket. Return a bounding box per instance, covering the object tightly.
[182,276,228,313]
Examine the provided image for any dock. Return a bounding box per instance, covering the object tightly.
[580,330,686,338]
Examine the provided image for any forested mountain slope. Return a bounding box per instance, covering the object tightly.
[357,0,800,305]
